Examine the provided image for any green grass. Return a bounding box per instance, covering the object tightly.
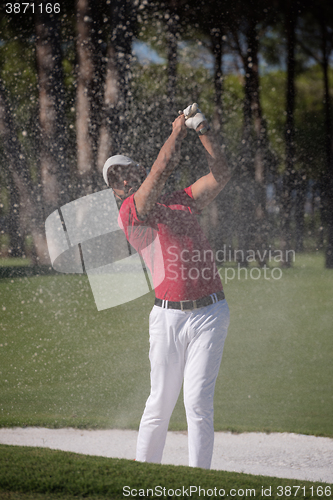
[215,252,333,436]
[0,258,32,268]
[0,445,331,500]
[0,252,332,435]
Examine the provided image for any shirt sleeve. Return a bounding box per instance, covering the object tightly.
[183,185,201,215]
[184,185,194,199]
[118,194,144,228]
[118,194,158,255]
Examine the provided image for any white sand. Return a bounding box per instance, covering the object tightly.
[0,428,332,484]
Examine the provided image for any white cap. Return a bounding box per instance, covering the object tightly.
[103,155,137,186]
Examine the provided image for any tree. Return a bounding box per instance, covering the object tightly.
[0,79,49,264]
[3,169,25,258]
[76,0,105,195]
[166,2,179,111]
[227,0,278,264]
[97,0,137,176]
[279,1,298,265]
[281,0,333,265]
[298,1,333,267]
[35,0,71,217]
[210,25,224,134]
[320,17,333,268]
[177,0,227,132]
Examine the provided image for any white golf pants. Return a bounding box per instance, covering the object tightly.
[136,299,230,469]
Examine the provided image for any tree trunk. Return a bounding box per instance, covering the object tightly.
[320,19,333,268]
[165,5,179,192]
[97,1,136,183]
[247,22,270,263]
[7,171,25,258]
[294,172,307,253]
[211,26,223,134]
[35,1,71,217]
[209,25,228,255]
[281,4,297,265]
[76,0,104,195]
[236,19,257,266]
[0,80,49,265]
[166,12,178,111]
[98,0,136,162]
[97,44,119,175]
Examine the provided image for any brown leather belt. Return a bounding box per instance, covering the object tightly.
[154,290,225,311]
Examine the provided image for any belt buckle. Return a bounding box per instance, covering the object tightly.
[180,300,196,311]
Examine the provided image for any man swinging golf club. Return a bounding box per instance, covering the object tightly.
[103,103,231,469]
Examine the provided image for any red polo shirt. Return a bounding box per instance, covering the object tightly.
[118,186,223,301]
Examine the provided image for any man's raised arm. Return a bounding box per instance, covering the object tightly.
[183,104,231,210]
[134,114,187,218]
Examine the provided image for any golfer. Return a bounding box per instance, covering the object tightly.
[103,104,231,469]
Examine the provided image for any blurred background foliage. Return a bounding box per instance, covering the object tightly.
[0,0,332,268]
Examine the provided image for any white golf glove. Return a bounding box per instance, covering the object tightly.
[182,103,206,130]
